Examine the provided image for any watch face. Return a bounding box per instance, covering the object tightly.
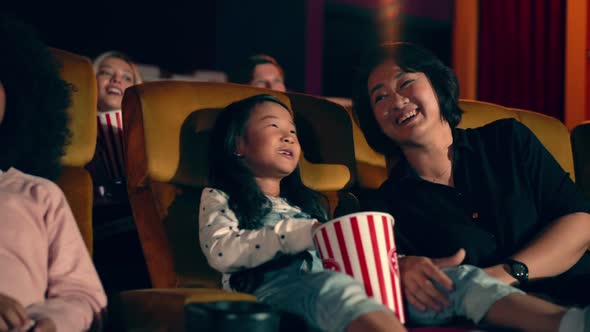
[512,263,528,279]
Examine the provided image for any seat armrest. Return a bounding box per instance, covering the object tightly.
[110,288,256,331]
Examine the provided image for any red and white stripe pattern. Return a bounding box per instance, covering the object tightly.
[313,212,405,323]
[96,110,125,180]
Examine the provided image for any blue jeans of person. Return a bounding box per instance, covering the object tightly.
[407,265,524,326]
[253,251,390,332]
[251,252,523,331]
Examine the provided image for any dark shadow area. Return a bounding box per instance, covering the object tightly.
[322,2,452,98]
[93,217,152,294]
[91,178,152,294]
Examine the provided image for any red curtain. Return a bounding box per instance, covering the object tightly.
[478,0,565,120]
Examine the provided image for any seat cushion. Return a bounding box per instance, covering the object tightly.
[51,48,97,166]
[55,166,93,254]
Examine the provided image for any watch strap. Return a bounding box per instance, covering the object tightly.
[504,258,529,285]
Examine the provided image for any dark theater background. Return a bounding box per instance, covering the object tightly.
[4,0,589,299]
[1,0,453,97]
[1,0,455,294]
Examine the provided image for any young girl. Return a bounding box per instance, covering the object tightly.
[199,94,405,332]
[200,94,589,331]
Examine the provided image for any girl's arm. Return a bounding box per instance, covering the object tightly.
[199,188,318,273]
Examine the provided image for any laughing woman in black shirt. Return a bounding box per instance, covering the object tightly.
[353,42,590,309]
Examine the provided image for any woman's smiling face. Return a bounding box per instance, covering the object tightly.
[96,56,135,112]
[367,60,445,146]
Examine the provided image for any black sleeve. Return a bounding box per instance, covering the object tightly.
[360,184,419,256]
[510,120,590,223]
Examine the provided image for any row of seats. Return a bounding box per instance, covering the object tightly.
[135,62,228,83]
[332,97,579,190]
[119,79,587,283]
[119,80,590,330]
[52,47,590,330]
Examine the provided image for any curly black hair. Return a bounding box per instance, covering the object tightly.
[209,94,327,230]
[0,15,72,180]
[353,42,463,157]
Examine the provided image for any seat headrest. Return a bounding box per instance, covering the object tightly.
[123,82,355,191]
[123,82,291,187]
[50,48,97,166]
[458,99,574,179]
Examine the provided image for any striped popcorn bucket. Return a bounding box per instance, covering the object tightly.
[96,110,125,180]
[312,212,405,323]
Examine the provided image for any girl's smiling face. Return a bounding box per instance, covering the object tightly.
[236,101,300,180]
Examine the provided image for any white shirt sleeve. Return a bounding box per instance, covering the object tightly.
[199,188,317,273]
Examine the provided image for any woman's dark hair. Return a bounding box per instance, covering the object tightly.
[353,42,463,156]
[0,15,72,180]
[228,54,285,85]
[209,94,327,230]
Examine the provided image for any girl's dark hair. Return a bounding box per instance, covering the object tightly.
[353,42,463,156]
[209,94,327,229]
[229,54,285,85]
[0,15,72,180]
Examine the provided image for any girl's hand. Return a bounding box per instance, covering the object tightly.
[311,221,323,235]
[399,249,466,312]
[0,293,27,331]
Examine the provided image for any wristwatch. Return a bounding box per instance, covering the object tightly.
[504,258,529,285]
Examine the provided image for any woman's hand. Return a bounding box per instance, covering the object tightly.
[0,293,27,331]
[32,318,56,332]
[399,249,466,312]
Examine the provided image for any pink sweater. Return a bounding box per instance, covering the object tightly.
[0,168,107,331]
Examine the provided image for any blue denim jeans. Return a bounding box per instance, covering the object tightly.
[252,253,523,331]
[407,265,524,326]
[253,251,390,332]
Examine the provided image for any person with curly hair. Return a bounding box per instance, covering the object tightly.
[0,15,107,331]
[0,24,72,181]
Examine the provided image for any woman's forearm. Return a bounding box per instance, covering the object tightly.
[486,212,590,283]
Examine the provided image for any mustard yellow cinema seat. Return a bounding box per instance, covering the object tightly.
[51,48,97,254]
[114,82,356,330]
[326,96,388,190]
[457,100,574,180]
[335,97,576,191]
[287,92,357,215]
